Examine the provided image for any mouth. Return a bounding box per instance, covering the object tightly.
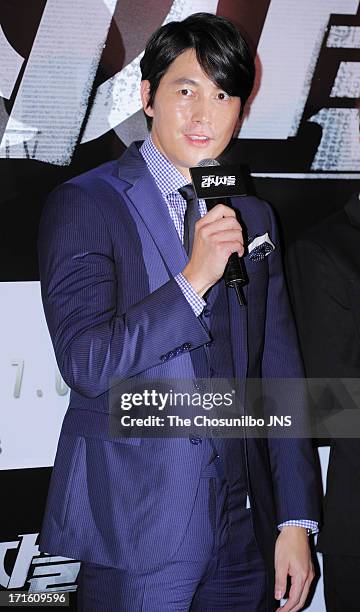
[184,134,212,146]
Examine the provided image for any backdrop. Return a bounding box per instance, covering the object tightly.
[1,1,359,609]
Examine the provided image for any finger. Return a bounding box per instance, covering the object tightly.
[199,204,236,223]
[214,240,244,258]
[197,217,241,236]
[290,576,312,612]
[197,223,242,246]
[201,217,242,236]
[276,575,303,612]
[211,229,244,246]
[274,563,288,602]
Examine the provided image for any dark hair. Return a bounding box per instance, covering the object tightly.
[140,12,255,130]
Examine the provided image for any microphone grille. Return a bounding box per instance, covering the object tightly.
[196,158,220,167]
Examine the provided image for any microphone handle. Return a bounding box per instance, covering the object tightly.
[224,252,247,286]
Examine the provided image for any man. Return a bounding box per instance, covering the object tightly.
[287,190,360,612]
[38,13,319,611]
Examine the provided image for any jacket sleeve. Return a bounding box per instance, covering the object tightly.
[261,203,321,525]
[38,183,210,398]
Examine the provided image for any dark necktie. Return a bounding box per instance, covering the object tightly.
[178,184,201,256]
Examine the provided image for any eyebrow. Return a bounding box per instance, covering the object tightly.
[170,78,199,86]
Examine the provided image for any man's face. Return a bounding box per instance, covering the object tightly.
[141,49,241,180]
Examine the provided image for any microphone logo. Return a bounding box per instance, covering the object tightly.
[201,175,236,188]
[189,161,246,200]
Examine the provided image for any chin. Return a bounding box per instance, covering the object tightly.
[177,145,216,165]
[190,150,217,165]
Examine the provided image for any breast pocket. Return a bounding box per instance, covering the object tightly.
[244,257,269,304]
[244,256,269,278]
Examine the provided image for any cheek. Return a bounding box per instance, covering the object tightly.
[157,98,187,118]
[165,105,192,139]
[172,101,192,122]
[221,116,239,138]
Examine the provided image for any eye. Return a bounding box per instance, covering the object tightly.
[217,91,231,100]
[178,88,193,96]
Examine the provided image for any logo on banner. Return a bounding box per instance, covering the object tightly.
[0,534,79,592]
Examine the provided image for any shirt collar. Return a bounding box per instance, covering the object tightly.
[140,134,189,198]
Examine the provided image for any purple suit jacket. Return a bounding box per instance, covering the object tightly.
[38,142,320,572]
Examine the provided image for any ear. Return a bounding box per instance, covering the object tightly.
[140,80,154,118]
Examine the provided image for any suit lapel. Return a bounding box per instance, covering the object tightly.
[115,143,188,277]
[126,174,188,277]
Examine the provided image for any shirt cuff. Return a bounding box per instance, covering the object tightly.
[175,273,206,317]
[278,520,319,535]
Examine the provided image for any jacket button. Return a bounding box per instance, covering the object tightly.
[193,380,206,392]
[203,308,210,317]
[189,436,202,445]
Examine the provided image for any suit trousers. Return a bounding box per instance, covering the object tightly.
[77,440,273,612]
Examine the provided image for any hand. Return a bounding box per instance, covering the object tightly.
[274,526,315,612]
[182,204,244,296]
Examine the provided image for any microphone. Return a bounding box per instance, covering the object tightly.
[189,159,248,307]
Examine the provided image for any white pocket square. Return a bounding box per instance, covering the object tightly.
[247,233,275,261]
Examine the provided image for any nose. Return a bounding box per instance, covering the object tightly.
[191,95,212,124]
